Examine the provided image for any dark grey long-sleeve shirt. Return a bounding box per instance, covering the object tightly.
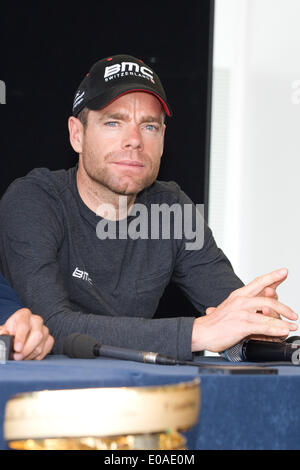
[0,167,243,359]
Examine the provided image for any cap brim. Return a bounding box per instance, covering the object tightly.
[85,84,172,117]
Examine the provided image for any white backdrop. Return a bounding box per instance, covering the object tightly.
[209,0,300,325]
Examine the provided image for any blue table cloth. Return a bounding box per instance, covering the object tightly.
[1,355,300,450]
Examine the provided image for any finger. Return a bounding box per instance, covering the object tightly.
[244,310,298,334]
[245,296,297,321]
[35,335,54,361]
[22,323,52,360]
[24,346,43,360]
[13,309,32,353]
[261,287,278,300]
[26,332,53,361]
[265,278,288,290]
[239,268,288,298]
[22,330,44,359]
[260,306,280,318]
[248,323,293,337]
[20,315,44,359]
[21,332,44,359]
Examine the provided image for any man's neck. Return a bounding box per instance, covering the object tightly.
[76,167,136,221]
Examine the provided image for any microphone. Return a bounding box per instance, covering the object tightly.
[222,338,300,363]
[63,333,278,374]
[63,333,178,365]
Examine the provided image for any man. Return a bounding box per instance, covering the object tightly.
[0,272,54,360]
[0,54,297,359]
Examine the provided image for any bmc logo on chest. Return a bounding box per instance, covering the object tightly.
[72,267,93,285]
[104,62,154,80]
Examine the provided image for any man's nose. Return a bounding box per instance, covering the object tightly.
[122,124,143,151]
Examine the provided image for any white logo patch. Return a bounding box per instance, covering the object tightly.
[104,61,155,84]
[72,267,93,285]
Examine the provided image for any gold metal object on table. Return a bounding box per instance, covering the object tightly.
[4,379,200,450]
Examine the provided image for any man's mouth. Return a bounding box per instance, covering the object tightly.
[111,160,145,168]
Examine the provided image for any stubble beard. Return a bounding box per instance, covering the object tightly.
[81,147,161,196]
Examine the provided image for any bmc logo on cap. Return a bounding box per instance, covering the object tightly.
[104,62,154,81]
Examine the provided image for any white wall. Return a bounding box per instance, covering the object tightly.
[209,0,300,319]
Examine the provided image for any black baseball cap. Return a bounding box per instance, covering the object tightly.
[72,54,172,117]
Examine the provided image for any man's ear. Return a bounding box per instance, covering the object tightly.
[68,116,84,154]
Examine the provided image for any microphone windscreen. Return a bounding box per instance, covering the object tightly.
[221,341,244,362]
[63,333,97,359]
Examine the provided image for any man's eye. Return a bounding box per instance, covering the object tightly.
[105,121,118,127]
[145,124,158,131]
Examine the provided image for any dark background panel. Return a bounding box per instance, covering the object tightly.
[0,1,214,318]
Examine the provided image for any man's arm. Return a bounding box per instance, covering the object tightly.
[0,179,296,360]
[0,179,194,360]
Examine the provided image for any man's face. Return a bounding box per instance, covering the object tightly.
[74,92,166,196]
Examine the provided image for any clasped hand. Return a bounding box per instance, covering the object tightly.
[0,308,54,360]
